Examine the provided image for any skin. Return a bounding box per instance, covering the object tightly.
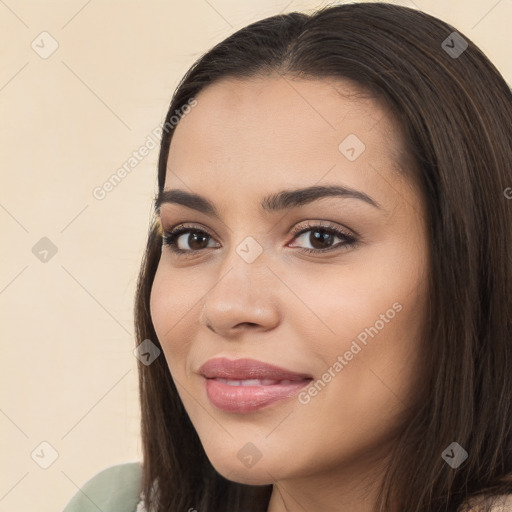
[150,75,430,512]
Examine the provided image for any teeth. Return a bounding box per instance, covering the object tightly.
[215,378,294,386]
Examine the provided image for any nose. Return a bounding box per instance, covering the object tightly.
[199,254,281,338]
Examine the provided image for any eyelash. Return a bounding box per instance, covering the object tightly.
[161,220,358,258]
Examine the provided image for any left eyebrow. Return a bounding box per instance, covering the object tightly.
[155,184,383,219]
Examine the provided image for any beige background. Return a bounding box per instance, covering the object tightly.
[0,1,510,510]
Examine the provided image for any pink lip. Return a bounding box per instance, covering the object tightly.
[198,357,313,381]
[198,357,313,413]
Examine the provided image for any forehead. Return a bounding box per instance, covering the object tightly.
[165,75,411,209]
[172,75,396,146]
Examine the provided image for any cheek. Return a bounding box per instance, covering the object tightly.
[149,264,196,365]
[285,279,426,468]
[283,246,426,352]
[285,237,428,408]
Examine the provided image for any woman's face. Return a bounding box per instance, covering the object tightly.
[150,76,429,492]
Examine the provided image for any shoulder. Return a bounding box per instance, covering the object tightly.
[487,494,512,511]
[461,493,512,512]
[62,461,143,512]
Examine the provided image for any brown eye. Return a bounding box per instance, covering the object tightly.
[162,226,218,254]
[289,222,358,255]
[161,221,358,257]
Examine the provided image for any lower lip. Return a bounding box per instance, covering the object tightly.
[204,377,311,413]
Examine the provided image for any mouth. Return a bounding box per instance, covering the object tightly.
[198,357,313,381]
[198,357,313,413]
[213,378,303,386]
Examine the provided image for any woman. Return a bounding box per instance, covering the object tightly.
[63,2,512,511]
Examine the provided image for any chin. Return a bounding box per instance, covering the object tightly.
[204,450,278,486]
[216,465,276,486]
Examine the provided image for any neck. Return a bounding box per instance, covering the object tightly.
[266,448,396,512]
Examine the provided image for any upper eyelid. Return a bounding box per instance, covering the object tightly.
[161,224,357,260]
[161,219,349,233]
[162,220,356,243]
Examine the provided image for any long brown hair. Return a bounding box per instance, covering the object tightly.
[134,3,512,511]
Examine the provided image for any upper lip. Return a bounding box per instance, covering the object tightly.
[198,357,313,381]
